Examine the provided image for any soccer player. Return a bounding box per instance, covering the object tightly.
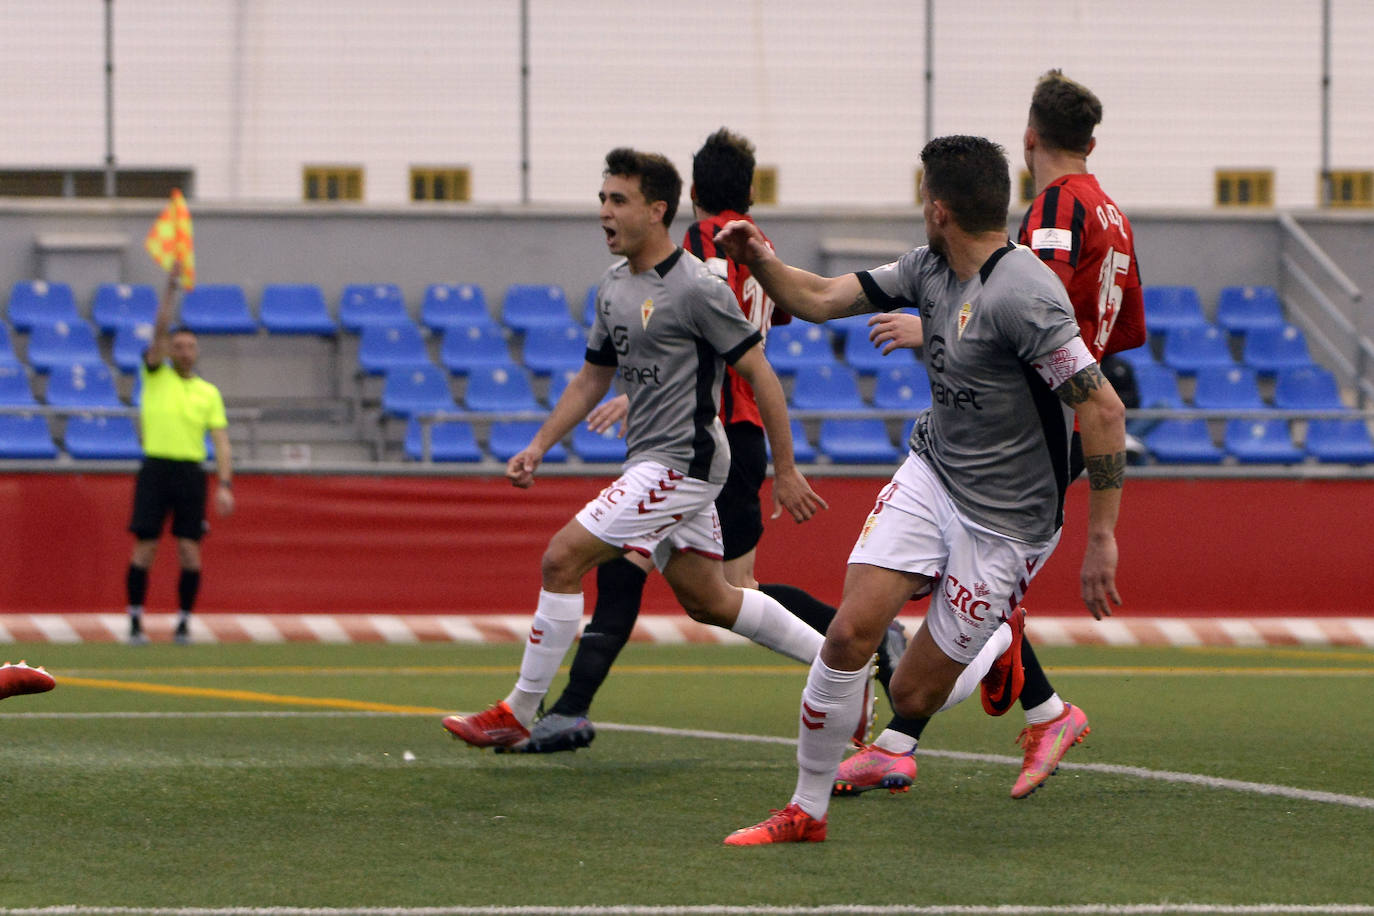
[517,128,906,754]
[442,147,831,750]
[125,268,235,645]
[0,661,55,700]
[715,135,1126,844]
[849,70,1145,800]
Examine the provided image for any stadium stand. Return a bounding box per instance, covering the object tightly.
[1161,324,1234,373]
[404,419,482,462]
[180,284,258,334]
[1132,363,1186,408]
[0,365,36,406]
[91,283,158,333]
[790,365,865,411]
[571,423,627,463]
[44,362,122,409]
[355,322,431,375]
[25,321,102,372]
[0,324,20,369]
[259,284,337,335]
[488,421,566,462]
[501,284,574,332]
[63,415,142,460]
[1144,419,1225,464]
[1304,419,1374,464]
[440,324,511,375]
[871,364,932,412]
[0,414,57,459]
[111,323,153,373]
[1272,366,1345,410]
[1142,285,1207,334]
[339,284,407,332]
[6,280,79,331]
[1191,366,1265,410]
[1224,419,1304,464]
[1215,285,1285,335]
[421,284,492,332]
[462,365,540,412]
[818,418,900,464]
[765,324,836,374]
[1242,324,1316,374]
[380,365,457,418]
[844,328,917,374]
[521,325,588,376]
[582,285,598,326]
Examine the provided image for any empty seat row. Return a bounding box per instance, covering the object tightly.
[1133,364,1349,411]
[1143,418,1374,464]
[1143,284,1287,334]
[1117,322,1318,374]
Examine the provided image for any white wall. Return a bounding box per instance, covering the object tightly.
[1,0,1369,210]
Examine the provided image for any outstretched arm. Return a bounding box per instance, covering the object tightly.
[1055,362,1127,619]
[713,220,871,324]
[145,269,181,368]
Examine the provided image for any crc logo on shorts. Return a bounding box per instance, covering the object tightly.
[943,574,991,623]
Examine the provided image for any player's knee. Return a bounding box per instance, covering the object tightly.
[539,547,580,592]
[890,683,942,719]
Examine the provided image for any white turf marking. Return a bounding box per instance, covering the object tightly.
[5,711,1372,811]
[5,903,1374,915]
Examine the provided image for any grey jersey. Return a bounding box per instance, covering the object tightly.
[859,243,1082,541]
[587,248,762,484]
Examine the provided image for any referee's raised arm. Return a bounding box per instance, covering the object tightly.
[145,268,181,369]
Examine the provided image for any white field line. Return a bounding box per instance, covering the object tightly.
[5,902,1374,915]
[3,711,1372,811]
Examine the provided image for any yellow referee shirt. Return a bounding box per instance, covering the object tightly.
[138,362,227,462]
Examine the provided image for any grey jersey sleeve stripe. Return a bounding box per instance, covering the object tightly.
[721,330,763,365]
[856,270,917,313]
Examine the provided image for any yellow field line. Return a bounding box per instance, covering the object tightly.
[59,675,447,714]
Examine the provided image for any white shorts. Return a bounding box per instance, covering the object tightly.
[847,452,1061,664]
[574,461,724,572]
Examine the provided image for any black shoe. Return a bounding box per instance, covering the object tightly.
[173,619,190,646]
[128,619,148,647]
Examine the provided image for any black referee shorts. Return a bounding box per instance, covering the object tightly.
[716,422,768,562]
[128,457,209,541]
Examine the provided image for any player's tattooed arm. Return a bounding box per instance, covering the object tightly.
[840,290,873,317]
[1084,452,1126,490]
[1054,362,1110,407]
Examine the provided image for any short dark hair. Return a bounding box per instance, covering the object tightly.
[170,326,196,340]
[920,135,1010,234]
[692,128,755,215]
[604,147,682,227]
[1028,69,1102,154]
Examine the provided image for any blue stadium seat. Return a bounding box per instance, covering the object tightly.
[0,365,37,406]
[764,419,818,464]
[440,324,512,375]
[1272,366,1344,410]
[0,324,21,369]
[1305,419,1374,464]
[843,327,917,374]
[501,284,574,332]
[64,415,142,460]
[1191,366,1264,410]
[380,365,456,419]
[1144,419,1224,464]
[463,364,540,412]
[571,424,627,463]
[765,324,835,374]
[26,321,102,372]
[488,421,566,462]
[824,313,876,342]
[872,364,932,411]
[92,283,158,333]
[818,419,899,464]
[522,325,588,376]
[582,285,599,326]
[1142,286,1207,334]
[0,414,57,458]
[1242,324,1315,374]
[1215,285,1284,335]
[259,284,337,335]
[421,284,492,332]
[6,281,79,331]
[1225,419,1303,464]
[1132,363,1184,408]
[45,362,122,408]
[339,283,407,332]
[1112,344,1157,371]
[790,365,865,410]
[356,322,432,375]
[1161,324,1234,373]
[405,419,482,462]
[180,284,257,334]
[112,323,154,373]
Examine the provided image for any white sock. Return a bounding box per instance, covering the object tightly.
[936,620,1012,713]
[731,588,824,664]
[872,728,918,755]
[1024,693,1065,725]
[505,589,583,725]
[790,655,868,820]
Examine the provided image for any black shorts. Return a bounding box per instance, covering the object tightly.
[717,423,767,561]
[129,457,208,541]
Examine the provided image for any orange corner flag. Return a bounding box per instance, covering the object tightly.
[144,188,197,290]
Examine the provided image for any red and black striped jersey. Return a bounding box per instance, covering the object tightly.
[682,209,790,428]
[1018,173,1146,360]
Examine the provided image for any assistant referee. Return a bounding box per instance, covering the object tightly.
[125,269,235,645]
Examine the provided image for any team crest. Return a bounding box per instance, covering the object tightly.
[641,298,655,329]
[957,302,974,339]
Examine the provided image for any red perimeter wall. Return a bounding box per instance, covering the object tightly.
[2,472,1371,616]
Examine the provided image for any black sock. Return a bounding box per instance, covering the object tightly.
[548,557,647,718]
[1018,638,1054,710]
[757,583,835,635]
[178,569,201,614]
[126,565,149,608]
[883,713,930,743]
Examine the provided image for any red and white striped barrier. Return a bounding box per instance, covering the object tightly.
[1,614,1372,648]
